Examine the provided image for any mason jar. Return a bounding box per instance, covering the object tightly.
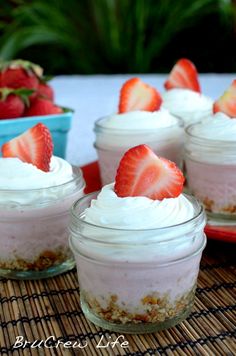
[94,116,184,185]
[69,192,206,334]
[0,167,85,279]
[185,124,236,222]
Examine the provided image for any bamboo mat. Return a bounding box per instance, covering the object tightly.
[0,240,235,356]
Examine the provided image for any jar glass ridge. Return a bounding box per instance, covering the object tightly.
[0,167,85,279]
[69,191,206,334]
[185,123,236,222]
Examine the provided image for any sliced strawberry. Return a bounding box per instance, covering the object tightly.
[118,77,162,113]
[213,80,236,117]
[114,145,184,200]
[25,97,62,116]
[2,123,53,172]
[164,58,201,93]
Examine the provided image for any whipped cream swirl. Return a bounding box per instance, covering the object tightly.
[84,183,195,229]
[189,112,236,140]
[0,156,82,206]
[73,184,204,263]
[162,89,213,125]
[0,156,73,189]
[185,112,236,164]
[95,109,183,149]
[98,108,179,130]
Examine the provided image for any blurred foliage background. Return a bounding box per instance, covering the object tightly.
[0,0,235,74]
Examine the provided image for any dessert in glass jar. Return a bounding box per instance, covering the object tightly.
[162,58,213,126]
[94,77,184,185]
[70,145,206,333]
[185,80,236,222]
[0,123,85,279]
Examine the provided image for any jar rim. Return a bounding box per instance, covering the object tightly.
[69,233,207,266]
[185,123,236,145]
[94,113,184,135]
[70,191,205,235]
[0,166,84,193]
[0,166,85,209]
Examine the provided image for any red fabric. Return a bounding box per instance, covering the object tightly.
[205,225,236,243]
[81,161,101,194]
[81,161,236,243]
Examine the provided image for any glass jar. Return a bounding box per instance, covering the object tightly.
[185,124,236,222]
[94,116,184,185]
[0,167,85,279]
[69,192,206,334]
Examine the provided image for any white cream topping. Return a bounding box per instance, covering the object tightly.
[0,156,79,206]
[84,183,194,229]
[71,184,204,265]
[98,109,179,130]
[95,109,183,149]
[190,112,236,140]
[185,112,236,164]
[162,89,213,124]
[0,156,73,189]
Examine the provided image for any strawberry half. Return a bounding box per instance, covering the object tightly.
[213,80,236,117]
[2,123,53,172]
[164,58,201,93]
[114,145,184,200]
[118,77,162,113]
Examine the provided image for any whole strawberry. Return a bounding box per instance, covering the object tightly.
[0,59,43,93]
[0,88,30,119]
[25,97,62,117]
[37,82,54,101]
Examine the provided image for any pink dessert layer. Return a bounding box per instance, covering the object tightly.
[186,159,236,214]
[76,252,202,314]
[0,190,83,270]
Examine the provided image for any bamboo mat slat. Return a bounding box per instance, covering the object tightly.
[0,240,235,356]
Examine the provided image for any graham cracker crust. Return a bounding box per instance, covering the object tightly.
[83,288,195,324]
[0,249,69,271]
[203,197,236,214]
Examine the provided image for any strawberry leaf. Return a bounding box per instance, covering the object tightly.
[60,106,74,113]
[14,88,35,106]
[40,75,54,83]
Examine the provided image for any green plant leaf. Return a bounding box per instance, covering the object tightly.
[0,0,234,73]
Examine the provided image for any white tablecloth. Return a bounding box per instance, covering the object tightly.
[51,74,236,166]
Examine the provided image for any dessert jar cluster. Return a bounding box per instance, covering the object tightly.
[0,163,85,279]
[185,113,236,221]
[94,110,184,185]
[69,191,206,334]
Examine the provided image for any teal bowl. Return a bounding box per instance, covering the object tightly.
[0,111,72,158]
